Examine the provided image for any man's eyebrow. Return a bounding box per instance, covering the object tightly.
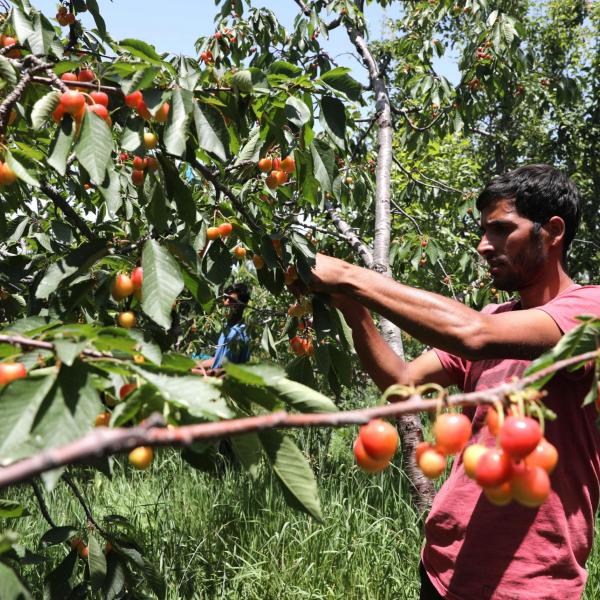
[480,219,514,228]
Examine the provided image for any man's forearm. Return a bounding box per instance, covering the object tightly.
[337,262,482,358]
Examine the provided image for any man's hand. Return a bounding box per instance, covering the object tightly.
[308,253,353,294]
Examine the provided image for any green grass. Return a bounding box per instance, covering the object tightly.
[2,428,424,599]
[4,425,600,599]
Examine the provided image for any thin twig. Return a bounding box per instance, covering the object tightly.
[40,181,98,241]
[62,471,107,534]
[31,478,57,528]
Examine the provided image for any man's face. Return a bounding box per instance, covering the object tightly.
[223,292,239,308]
[476,198,547,292]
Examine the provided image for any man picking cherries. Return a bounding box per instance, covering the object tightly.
[308,165,600,599]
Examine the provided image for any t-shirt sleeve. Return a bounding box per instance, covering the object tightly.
[432,348,469,389]
[431,303,506,390]
[536,286,600,334]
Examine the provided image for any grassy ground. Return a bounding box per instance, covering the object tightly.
[2,426,425,599]
[3,424,600,598]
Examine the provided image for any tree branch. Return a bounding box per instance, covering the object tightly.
[325,202,373,267]
[0,333,109,359]
[40,180,98,241]
[1,348,593,490]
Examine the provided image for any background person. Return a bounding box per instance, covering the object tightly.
[192,282,251,377]
[308,165,600,599]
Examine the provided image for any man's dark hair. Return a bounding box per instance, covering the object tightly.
[224,282,250,307]
[476,164,581,262]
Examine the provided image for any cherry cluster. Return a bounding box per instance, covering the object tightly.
[111,268,143,329]
[417,408,557,508]
[258,156,296,190]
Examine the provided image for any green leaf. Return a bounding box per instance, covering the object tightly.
[127,329,162,365]
[99,168,122,217]
[320,67,363,101]
[201,239,232,285]
[0,375,56,463]
[164,88,193,157]
[259,430,323,521]
[231,69,254,93]
[47,116,76,176]
[285,96,311,128]
[157,156,196,225]
[268,61,302,77]
[224,362,336,413]
[28,10,63,57]
[234,125,262,165]
[53,340,87,366]
[31,91,60,129]
[131,367,232,419]
[319,96,346,149]
[230,433,262,479]
[120,67,161,96]
[85,0,107,38]
[120,114,144,152]
[40,526,78,546]
[140,240,185,330]
[4,151,39,187]
[0,563,32,600]
[88,533,107,593]
[193,102,228,161]
[525,318,600,388]
[11,7,33,48]
[104,553,127,600]
[0,500,29,519]
[117,38,164,65]
[0,55,17,86]
[24,364,102,455]
[74,112,113,185]
[36,240,109,299]
[268,376,337,413]
[43,548,77,598]
[260,325,278,359]
[310,140,335,192]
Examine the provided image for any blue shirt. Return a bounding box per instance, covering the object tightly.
[211,322,250,369]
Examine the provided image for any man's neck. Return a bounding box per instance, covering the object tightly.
[518,263,574,309]
[227,313,243,327]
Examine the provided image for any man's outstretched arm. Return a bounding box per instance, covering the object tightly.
[313,254,562,361]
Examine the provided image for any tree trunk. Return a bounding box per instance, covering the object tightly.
[345,23,435,512]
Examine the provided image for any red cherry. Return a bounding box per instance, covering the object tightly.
[499,416,542,460]
[124,90,143,109]
[475,448,512,488]
[511,464,551,508]
[78,69,95,83]
[0,362,27,385]
[433,413,472,455]
[119,383,138,400]
[90,91,109,107]
[131,267,143,291]
[88,103,109,121]
[60,91,86,115]
[359,419,399,461]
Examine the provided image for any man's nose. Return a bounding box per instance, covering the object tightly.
[477,234,494,257]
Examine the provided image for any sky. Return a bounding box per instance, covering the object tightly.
[29,0,459,84]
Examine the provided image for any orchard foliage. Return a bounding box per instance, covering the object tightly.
[0,0,598,596]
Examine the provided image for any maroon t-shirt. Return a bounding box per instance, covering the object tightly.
[423,285,600,600]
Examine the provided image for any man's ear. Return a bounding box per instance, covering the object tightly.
[544,216,566,248]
